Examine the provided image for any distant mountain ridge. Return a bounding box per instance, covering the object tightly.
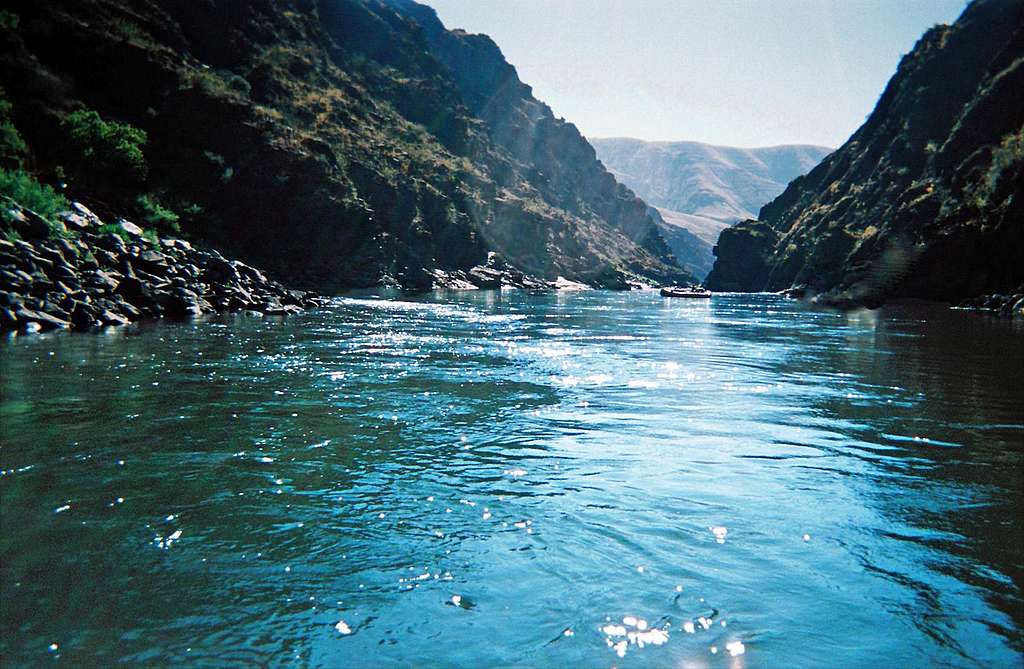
[590,138,831,278]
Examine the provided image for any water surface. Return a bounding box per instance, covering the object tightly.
[1,291,1022,667]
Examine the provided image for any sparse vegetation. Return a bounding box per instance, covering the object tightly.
[190,68,252,99]
[984,126,1023,198]
[136,193,180,232]
[0,91,27,166]
[0,168,69,221]
[0,10,18,31]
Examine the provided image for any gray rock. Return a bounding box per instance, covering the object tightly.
[467,265,503,289]
[85,270,120,292]
[14,308,69,330]
[162,287,210,318]
[116,276,155,309]
[116,219,146,238]
[97,233,127,254]
[40,301,71,321]
[68,202,102,227]
[0,268,32,290]
[69,301,100,329]
[161,238,192,251]
[99,309,131,326]
[233,261,266,283]
[264,303,303,316]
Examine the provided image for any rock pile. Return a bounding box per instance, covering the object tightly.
[953,287,1024,318]
[431,265,555,292]
[1,200,319,334]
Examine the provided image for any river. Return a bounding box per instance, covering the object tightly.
[1,291,1021,667]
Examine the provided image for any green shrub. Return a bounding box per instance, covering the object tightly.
[0,92,27,165]
[0,10,18,31]
[60,108,148,184]
[0,168,68,220]
[136,193,180,231]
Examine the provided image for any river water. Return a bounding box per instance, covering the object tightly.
[1,291,1021,668]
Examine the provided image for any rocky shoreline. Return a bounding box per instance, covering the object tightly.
[0,200,639,337]
[776,283,1024,318]
[424,254,592,293]
[952,288,1024,319]
[1,199,321,334]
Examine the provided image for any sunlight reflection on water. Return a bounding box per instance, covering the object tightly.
[0,291,1022,667]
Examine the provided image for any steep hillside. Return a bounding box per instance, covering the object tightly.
[0,0,689,292]
[646,208,717,279]
[591,138,830,278]
[706,0,1023,305]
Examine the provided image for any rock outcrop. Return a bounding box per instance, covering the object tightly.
[705,0,1023,306]
[0,0,691,293]
[1,199,319,334]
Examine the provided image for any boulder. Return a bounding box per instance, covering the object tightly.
[116,219,146,238]
[202,256,240,283]
[0,268,32,290]
[116,276,156,309]
[161,287,210,318]
[85,270,120,292]
[398,266,436,293]
[161,238,192,252]
[69,301,100,329]
[65,202,103,228]
[232,261,266,283]
[14,307,69,330]
[467,265,502,289]
[99,309,131,326]
[97,232,127,254]
[264,302,303,316]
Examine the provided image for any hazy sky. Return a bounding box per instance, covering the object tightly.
[424,0,968,148]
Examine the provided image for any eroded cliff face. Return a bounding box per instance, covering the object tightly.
[0,0,689,291]
[706,0,1023,305]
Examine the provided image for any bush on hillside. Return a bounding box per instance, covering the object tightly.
[0,168,70,238]
[60,109,148,185]
[136,193,180,232]
[0,92,27,166]
[0,168,68,217]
